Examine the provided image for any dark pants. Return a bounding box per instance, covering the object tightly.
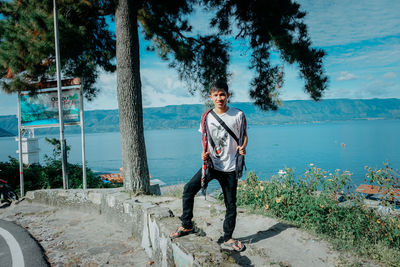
[181,168,237,242]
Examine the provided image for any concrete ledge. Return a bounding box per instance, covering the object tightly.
[25,189,233,267]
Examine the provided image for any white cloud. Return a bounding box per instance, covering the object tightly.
[298,0,400,46]
[281,91,310,101]
[324,78,400,99]
[229,65,252,102]
[85,71,118,111]
[383,72,397,79]
[337,71,358,81]
[327,41,400,69]
[87,65,205,110]
[359,79,399,98]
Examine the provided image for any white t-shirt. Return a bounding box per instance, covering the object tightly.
[199,107,245,172]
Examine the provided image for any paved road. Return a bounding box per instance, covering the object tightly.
[0,219,48,267]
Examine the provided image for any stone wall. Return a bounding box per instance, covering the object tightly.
[25,189,233,267]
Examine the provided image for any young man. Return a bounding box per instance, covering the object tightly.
[170,80,247,252]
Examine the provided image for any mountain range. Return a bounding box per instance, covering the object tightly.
[0,98,399,137]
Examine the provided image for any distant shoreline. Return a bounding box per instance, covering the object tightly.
[1,98,399,136]
[1,117,399,138]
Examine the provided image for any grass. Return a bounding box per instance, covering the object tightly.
[161,184,185,198]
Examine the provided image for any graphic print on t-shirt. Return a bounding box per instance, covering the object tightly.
[210,122,228,158]
[199,107,244,172]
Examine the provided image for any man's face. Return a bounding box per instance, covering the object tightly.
[209,89,230,109]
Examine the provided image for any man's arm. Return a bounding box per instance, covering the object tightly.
[202,141,210,160]
[237,135,247,155]
[237,113,248,155]
[202,151,210,160]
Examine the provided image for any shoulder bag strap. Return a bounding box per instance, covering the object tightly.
[210,110,239,144]
[202,110,216,150]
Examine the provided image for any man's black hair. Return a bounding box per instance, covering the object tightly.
[210,79,229,93]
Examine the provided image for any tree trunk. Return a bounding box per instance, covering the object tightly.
[115,0,150,193]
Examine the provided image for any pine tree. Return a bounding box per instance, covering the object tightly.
[1,0,327,193]
[137,0,327,110]
[115,0,327,193]
[0,0,115,99]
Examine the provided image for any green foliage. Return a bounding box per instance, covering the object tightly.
[137,1,229,99]
[1,0,327,110]
[364,162,400,207]
[0,137,115,193]
[44,137,71,160]
[137,0,327,110]
[0,0,115,99]
[228,166,400,265]
[0,156,114,193]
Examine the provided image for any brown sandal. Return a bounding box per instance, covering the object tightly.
[170,227,194,239]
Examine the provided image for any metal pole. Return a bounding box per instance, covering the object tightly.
[80,82,87,189]
[17,93,24,197]
[54,0,68,189]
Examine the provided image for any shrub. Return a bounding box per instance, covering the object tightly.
[0,138,116,193]
[0,156,114,193]
[364,162,400,207]
[225,165,400,265]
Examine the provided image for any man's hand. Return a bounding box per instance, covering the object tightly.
[201,151,210,160]
[237,145,246,155]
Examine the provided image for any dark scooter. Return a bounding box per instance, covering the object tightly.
[0,179,19,203]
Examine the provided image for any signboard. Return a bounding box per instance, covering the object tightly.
[16,78,86,195]
[20,87,81,128]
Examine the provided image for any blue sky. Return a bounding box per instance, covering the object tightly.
[0,0,399,115]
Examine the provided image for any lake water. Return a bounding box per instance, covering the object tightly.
[1,119,399,189]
